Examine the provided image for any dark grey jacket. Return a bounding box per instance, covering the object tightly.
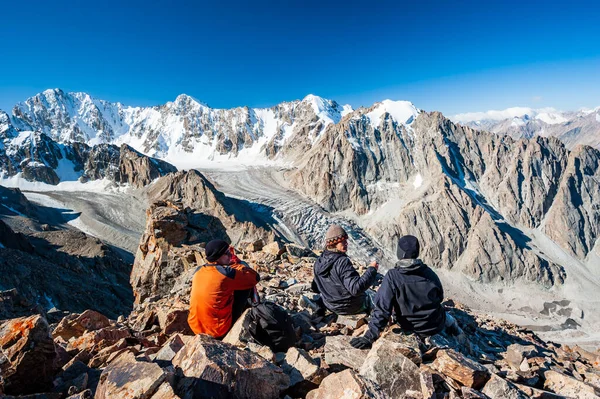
[365,259,445,340]
[312,250,377,315]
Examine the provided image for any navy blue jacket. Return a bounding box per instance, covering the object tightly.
[365,259,445,340]
[312,250,377,315]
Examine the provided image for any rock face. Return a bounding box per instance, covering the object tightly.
[129,196,276,305]
[542,145,600,259]
[172,334,290,399]
[0,315,56,395]
[117,144,177,188]
[145,169,278,245]
[0,219,133,319]
[130,200,213,304]
[4,90,599,291]
[289,110,598,287]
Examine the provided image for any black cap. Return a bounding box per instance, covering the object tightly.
[397,235,420,259]
[205,239,230,262]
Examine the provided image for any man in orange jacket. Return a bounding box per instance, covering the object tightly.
[188,239,260,338]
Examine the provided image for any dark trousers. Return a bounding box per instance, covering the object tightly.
[231,289,252,324]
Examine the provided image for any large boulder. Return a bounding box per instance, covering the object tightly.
[359,338,422,398]
[0,315,57,395]
[94,351,166,399]
[324,335,369,370]
[172,334,290,399]
[306,369,385,399]
[130,201,215,304]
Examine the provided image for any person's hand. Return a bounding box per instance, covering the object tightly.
[369,260,379,270]
[350,336,373,349]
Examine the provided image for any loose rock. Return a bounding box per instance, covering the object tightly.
[306,369,385,399]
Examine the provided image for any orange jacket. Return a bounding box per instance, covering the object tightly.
[187,262,259,337]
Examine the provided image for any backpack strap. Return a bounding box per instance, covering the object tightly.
[242,305,260,342]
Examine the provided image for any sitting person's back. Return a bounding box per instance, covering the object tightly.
[312,225,378,315]
[351,235,446,349]
[382,256,445,335]
[188,239,259,338]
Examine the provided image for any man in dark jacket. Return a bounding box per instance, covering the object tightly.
[312,224,378,315]
[351,235,446,349]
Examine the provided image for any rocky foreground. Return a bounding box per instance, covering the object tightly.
[1,202,600,399]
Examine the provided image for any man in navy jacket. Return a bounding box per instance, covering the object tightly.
[312,225,378,315]
[351,235,446,349]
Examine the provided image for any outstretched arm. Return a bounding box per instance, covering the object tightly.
[337,259,377,296]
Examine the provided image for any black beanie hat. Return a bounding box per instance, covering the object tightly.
[397,235,420,259]
[205,239,230,262]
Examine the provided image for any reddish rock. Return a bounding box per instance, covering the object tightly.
[159,309,194,336]
[87,338,129,368]
[432,349,490,389]
[0,315,57,395]
[66,326,130,353]
[263,241,285,257]
[53,310,111,341]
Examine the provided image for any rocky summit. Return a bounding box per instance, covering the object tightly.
[1,202,599,398]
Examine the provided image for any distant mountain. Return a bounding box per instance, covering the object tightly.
[7,89,355,167]
[2,89,599,295]
[452,106,600,149]
[1,109,176,187]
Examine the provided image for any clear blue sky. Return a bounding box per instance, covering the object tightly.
[1,0,599,115]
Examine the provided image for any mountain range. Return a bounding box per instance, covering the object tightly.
[1,89,600,345]
[453,106,600,149]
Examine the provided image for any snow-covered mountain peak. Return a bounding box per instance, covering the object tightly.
[0,111,18,139]
[365,99,420,127]
[172,93,210,109]
[299,94,351,125]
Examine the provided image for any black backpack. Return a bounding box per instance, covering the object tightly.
[243,301,297,352]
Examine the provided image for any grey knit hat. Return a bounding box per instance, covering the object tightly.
[326,224,348,246]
